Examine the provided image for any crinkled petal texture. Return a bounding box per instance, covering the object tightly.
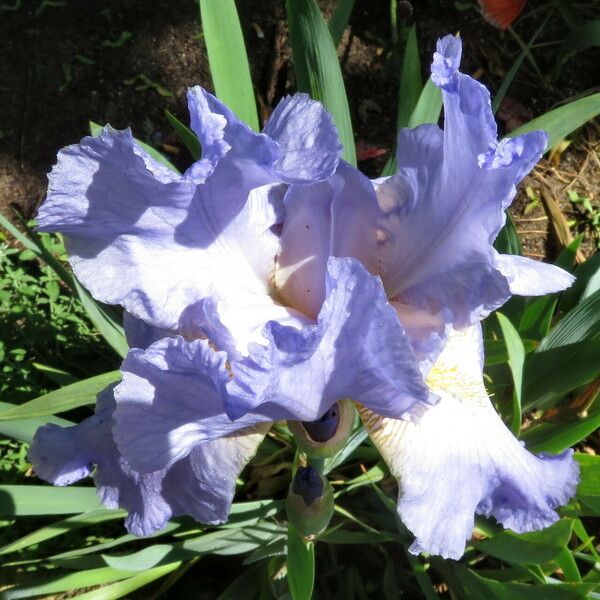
[29,384,268,536]
[226,257,429,421]
[112,336,271,474]
[376,34,573,330]
[36,89,341,356]
[359,326,579,560]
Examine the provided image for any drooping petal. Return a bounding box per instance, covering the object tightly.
[30,385,268,536]
[29,386,174,536]
[376,35,572,329]
[263,93,342,184]
[360,326,579,560]
[112,336,269,474]
[226,257,428,422]
[275,162,379,318]
[178,424,271,524]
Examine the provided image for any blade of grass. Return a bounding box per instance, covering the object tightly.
[199,0,259,130]
[286,0,356,165]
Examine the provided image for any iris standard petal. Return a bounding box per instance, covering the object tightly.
[37,121,279,332]
[226,256,428,422]
[359,326,579,560]
[275,162,380,318]
[263,93,342,184]
[36,88,344,353]
[113,336,269,474]
[376,35,572,329]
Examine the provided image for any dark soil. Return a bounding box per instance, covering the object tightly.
[1,0,599,258]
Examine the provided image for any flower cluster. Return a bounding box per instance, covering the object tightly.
[29,35,578,560]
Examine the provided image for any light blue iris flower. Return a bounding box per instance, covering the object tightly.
[29,35,578,560]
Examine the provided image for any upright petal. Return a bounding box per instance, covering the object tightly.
[263,93,342,183]
[227,257,428,422]
[275,162,380,318]
[37,107,279,332]
[376,35,572,329]
[360,326,579,560]
[112,336,269,474]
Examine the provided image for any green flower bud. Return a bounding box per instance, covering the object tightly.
[286,466,334,537]
[288,400,356,458]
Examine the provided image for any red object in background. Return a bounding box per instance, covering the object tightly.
[478,0,527,29]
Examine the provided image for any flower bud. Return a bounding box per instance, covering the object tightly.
[288,400,356,458]
[286,466,334,537]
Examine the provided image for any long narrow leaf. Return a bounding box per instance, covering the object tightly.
[407,77,442,128]
[328,0,355,47]
[492,11,551,113]
[0,370,119,421]
[539,289,600,350]
[71,562,182,600]
[381,25,423,177]
[497,313,525,435]
[199,0,259,130]
[0,486,102,515]
[287,0,356,165]
[2,567,140,600]
[287,525,315,600]
[165,109,201,160]
[0,509,125,555]
[0,401,73,443]
[508,93,600,151]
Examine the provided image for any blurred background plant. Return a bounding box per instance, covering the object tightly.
[0,0,599,598]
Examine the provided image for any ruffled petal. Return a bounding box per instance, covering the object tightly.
[113,336,269,474]
[263,93,342,184]
[37,114,280,335]
[376,35,572,328]
[226,256,428,422]
[275,162,379,318]
[360,326,579,560]
[30,385,268,536]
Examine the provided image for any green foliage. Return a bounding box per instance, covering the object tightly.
[199,0,259,130]
[286,0,356,165]
[1,3,600,597]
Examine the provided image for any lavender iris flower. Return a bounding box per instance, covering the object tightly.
[29,35,578,559]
